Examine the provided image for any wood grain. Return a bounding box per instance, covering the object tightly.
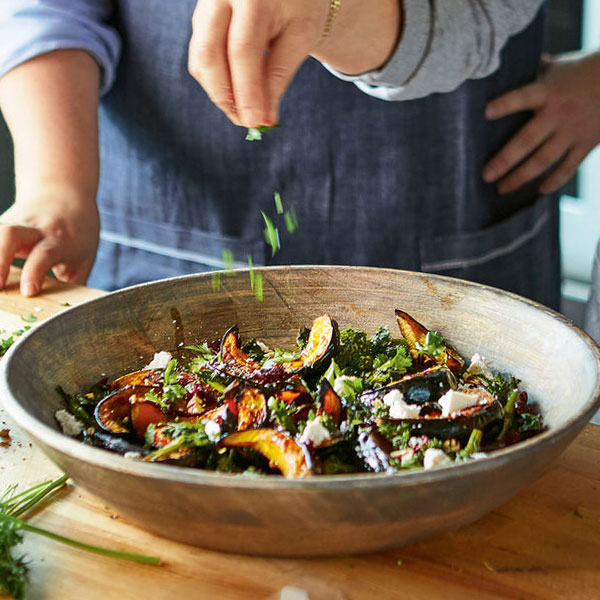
[0,266,598,599]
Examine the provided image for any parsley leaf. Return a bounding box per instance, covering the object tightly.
[245,124,279,141]
[415,331,445,359]
[20,314,37,323]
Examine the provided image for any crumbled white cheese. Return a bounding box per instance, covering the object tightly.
[123,451,142,460]
[383,389,421,419]
[383,389,404,407]
[333,375,361,399]
[204,420,222,442]
[143,351,172,370]
[256,340,271,353]
[299,416,331,447]
[423,448,452,470]
[439,389,478,417]
[464,353,494,380]
[55,409,85,437]
[261,358,277,369]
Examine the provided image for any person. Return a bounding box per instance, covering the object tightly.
[0,1,560,310]
[483,50,600,196]
[481,49,600,341]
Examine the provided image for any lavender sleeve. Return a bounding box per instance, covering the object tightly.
[0,0,121,95]
[324,0,546,101]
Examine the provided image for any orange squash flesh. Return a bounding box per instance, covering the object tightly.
[237,387,268,430]
[220,429,312,478]
[283,315,338,373]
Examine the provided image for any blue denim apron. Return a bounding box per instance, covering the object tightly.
[89,1,560,310]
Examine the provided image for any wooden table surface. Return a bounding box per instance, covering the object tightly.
[0,266,599,600]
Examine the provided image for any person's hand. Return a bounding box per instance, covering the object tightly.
[483,51,600,195]
[0,191,100,296]
[187,0,401,128]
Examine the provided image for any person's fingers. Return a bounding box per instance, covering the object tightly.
[486,81,547,120]
[539,146,591,194]
[188,1,239,124]
[228,0,272,127]
[52,258,92,285]
[266,18,318,125]
[496,135,570,195]
[0,225,43,290]
[20,239,61,297]
[483,114,554,182]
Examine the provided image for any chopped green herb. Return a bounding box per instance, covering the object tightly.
[274,191,283,214]
[184,343,214,365]
[268,397,297,435]
[254,272,263,302]
[245,124,279,141]
[248,255,255,289]
[261,211,280,256]
[222,249,235,275]
[396,559,403,567]
[0,336,15,356]
[60,302,71,307]
[20,314,36,323]
[211,271,221,291]
[514,411,543,435]
[11,326,31,336]
[284,206,298,234]
[415,331,445,359]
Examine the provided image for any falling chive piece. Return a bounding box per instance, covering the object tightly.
[255,272,263,302]
[261,211,280,257]
[274,191,284,214]
[211,272,221,291]
[284,206,298,234]
[248,256,255,289]
[222,249,235,276]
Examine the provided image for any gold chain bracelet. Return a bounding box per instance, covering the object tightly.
[322,0,341,39]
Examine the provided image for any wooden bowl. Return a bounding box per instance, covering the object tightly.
[2,267,599,556]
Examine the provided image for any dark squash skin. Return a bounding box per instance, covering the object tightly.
[395,309,464,372]
[316,380,343,426]
[360,366,457,407]
[386,389,503,441]
[220,326,262,377]
[109,369,163,391]
[95,385,165,436]
[220,429,313,478]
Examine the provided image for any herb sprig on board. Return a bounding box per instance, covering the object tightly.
[0,475,160,600]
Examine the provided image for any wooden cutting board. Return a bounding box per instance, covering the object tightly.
[0,266,599,600]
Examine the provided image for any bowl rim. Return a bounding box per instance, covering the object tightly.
[2,265,600,490]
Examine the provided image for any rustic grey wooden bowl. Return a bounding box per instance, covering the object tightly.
[1,267,599,556]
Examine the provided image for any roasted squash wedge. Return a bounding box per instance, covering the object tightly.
[395,309,464,372]
[220,429,312,478]
[282,315,338,373]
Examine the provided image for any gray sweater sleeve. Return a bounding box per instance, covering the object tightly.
[324,0,545,101]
